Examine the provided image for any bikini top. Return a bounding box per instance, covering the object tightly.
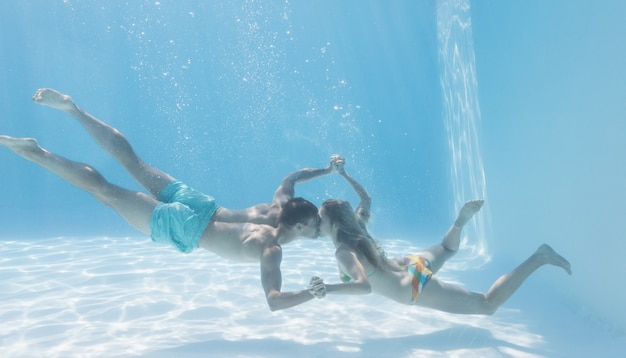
[335,243,378,282]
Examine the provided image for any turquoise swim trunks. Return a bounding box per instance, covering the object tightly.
[149,181,219,253]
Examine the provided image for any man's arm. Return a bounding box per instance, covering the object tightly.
[260,245,318,311]
[213,158,334,225]
[271,160,334,206]
[331,155,372,225]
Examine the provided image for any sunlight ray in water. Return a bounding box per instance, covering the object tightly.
[1,237,548,358]
[437,0,490,268]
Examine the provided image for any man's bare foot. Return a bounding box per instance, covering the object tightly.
[454,199,484,228]
[0,135,40,155]
[536,244,572,275]
[32,88,77,113]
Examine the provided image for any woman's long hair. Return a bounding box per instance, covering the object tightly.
[322,199,398,273]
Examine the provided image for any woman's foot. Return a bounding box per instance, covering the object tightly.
[454,199,484,228]
[441,199,484,252]
[536,244,572,275]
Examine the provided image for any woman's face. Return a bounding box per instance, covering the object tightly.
[318,206,333,238]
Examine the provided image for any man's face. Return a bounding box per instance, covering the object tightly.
[301,215,321,239]
[317,207,332,238]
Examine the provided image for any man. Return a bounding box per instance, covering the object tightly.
[0,88,334,311]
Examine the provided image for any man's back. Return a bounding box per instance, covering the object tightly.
[198,221,279,262]
[212,203,282,227]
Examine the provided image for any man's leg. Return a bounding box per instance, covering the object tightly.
[416,244,571,314]
[0,135,157,233]
[32,88,173,198]
[416,199,484,273]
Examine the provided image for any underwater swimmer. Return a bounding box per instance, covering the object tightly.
[0,88,341,311]
[311,157,571,314]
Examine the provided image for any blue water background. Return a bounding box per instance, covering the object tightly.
[1,0,626,338]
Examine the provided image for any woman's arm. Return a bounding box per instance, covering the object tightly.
[323,248,372,295]
[331,155,372,225]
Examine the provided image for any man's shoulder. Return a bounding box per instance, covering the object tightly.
[243,223,279,244]
[247,203,281,227]
[259,241,282,264]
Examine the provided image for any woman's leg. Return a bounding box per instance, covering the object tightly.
[416,199,484,273]
[32,88,173,198]
[0,135,158,233]
[416,244,571,314]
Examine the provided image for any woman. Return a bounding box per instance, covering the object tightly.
[310,158,571,315]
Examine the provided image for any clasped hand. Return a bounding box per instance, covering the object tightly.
[308,276,326,299]
[329,154,345,174]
